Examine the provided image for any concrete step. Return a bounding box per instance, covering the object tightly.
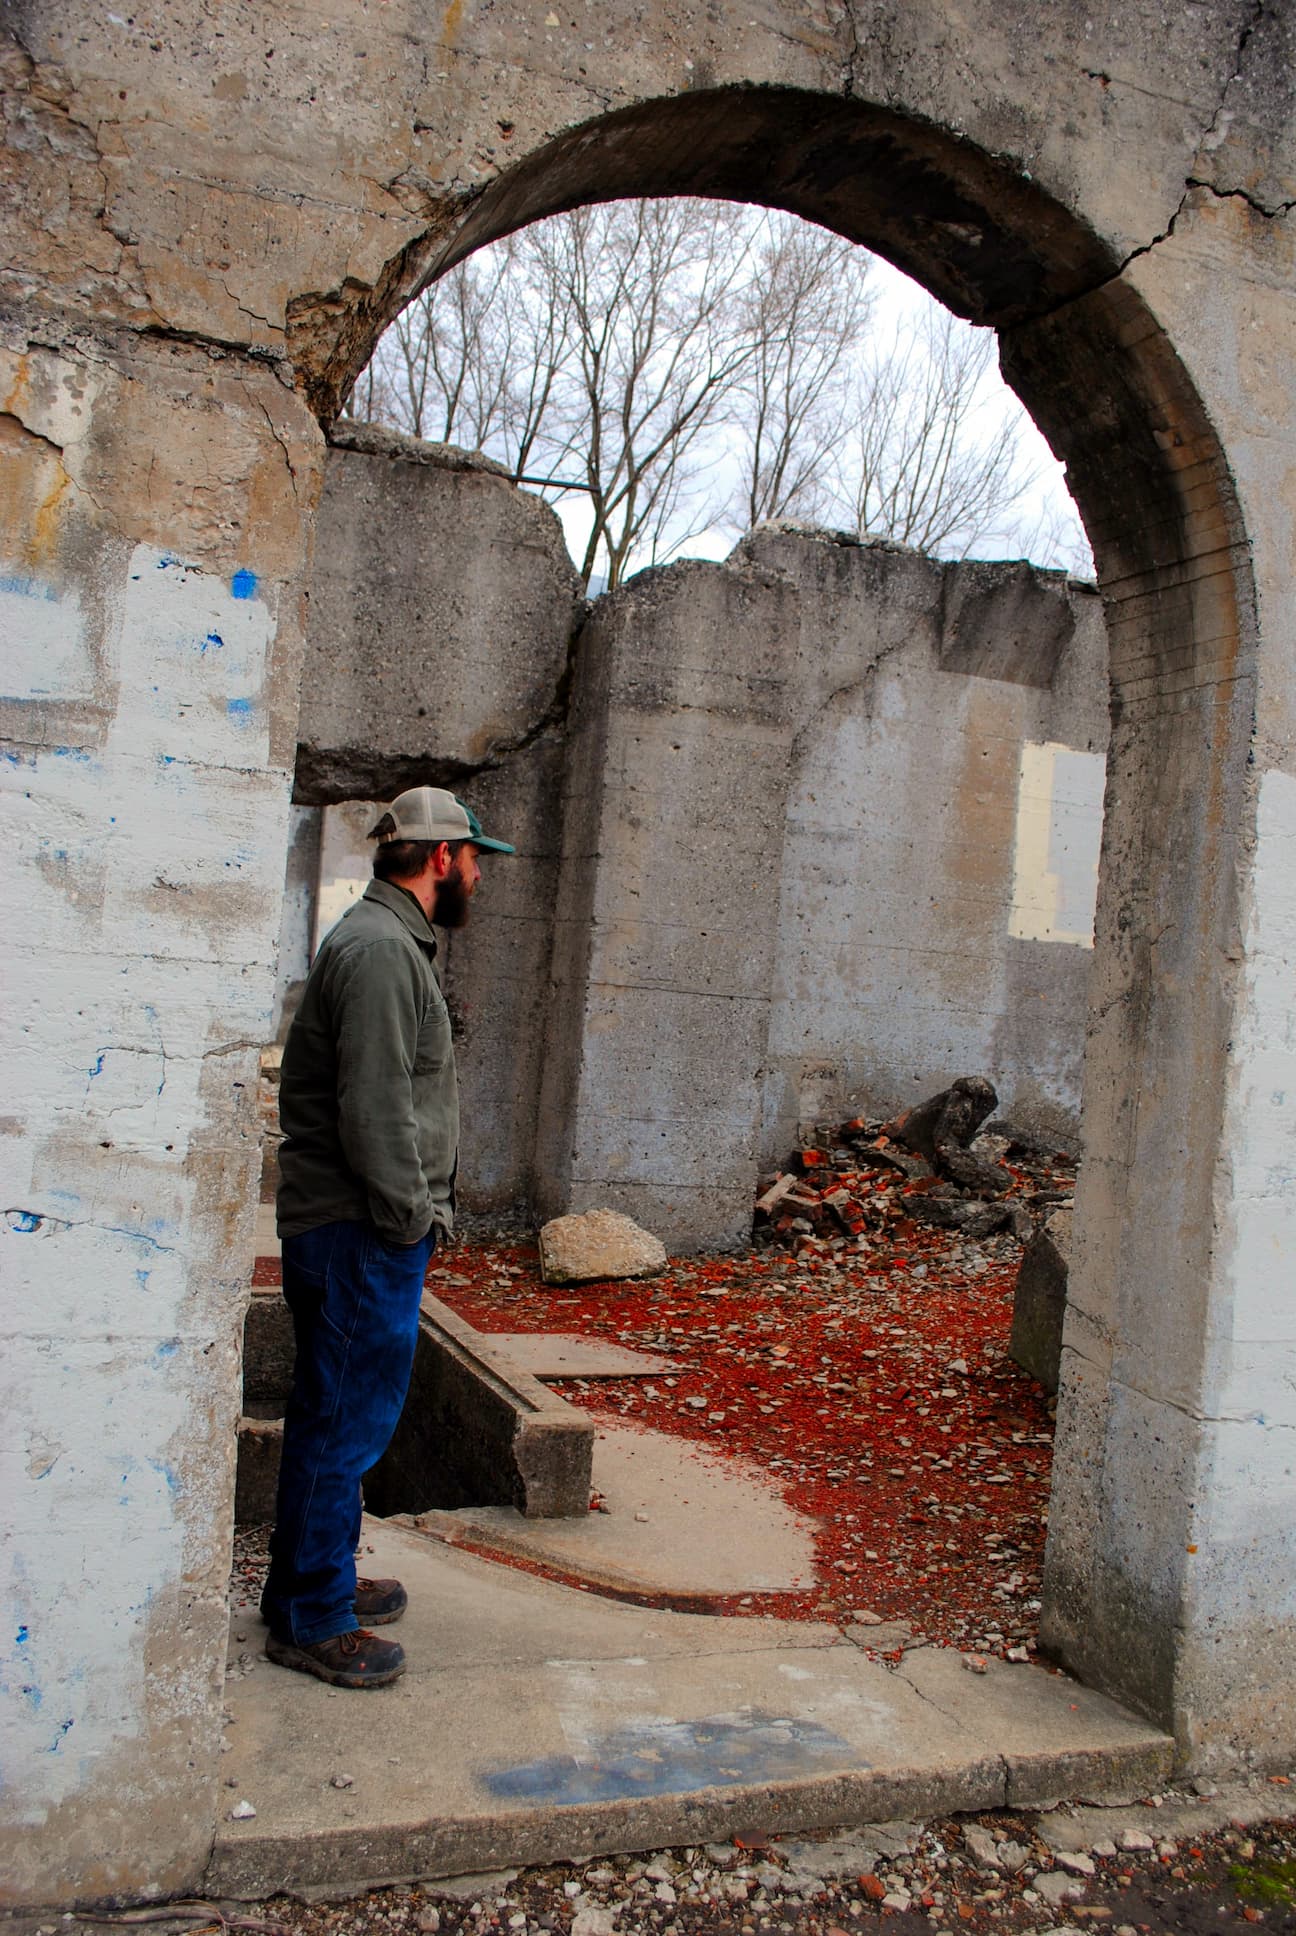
[211,1517,1174,1901]
[409,1417,819,1598]
[236,1292,595,1525]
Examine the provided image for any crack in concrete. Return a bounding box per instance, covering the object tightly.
[1110,0,1285,274]
[890,1656,1013,1804]
[136,321,297,386]
[1187,176,1296,222]
[0,408,63,459]
[839,0,863,100]
[255,399,300,500]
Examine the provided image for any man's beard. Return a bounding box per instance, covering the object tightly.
[432,859,472,929]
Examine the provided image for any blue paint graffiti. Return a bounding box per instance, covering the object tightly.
[0,574,58,602]
[153,1337,178,1361]
[137,1270,152,1292]
[16,1626,28,1645]
[88,1051,106,1079]
[7,1211,42,1234]
[231,569,258,600]
[53,747,92,763]
[146,1459,181,1498]
[483,1712,855,1805]
[49,1717,73,1751]
[202,631,224,651]
[226,697,254,723]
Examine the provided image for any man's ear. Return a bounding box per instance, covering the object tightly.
[429,840,455,880]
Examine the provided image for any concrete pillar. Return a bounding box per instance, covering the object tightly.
[0,338,319,1904]
[1006,257,1296,1769]
[536,559,801,1249]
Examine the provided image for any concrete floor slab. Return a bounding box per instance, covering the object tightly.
[409,1419,819,1596]
[211,1518,1173,1901]
[484,1334,678,1380]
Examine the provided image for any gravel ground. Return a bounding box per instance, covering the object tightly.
[23,1793,1296,1936]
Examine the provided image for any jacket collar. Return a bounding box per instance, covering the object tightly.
[362,877,439,953]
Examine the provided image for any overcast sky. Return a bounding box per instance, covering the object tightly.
[552,249,1094,588]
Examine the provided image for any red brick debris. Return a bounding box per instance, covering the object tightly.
[419,1118,1076,1657]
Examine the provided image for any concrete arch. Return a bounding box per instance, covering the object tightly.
[1,1,1292,1907]
[298,84,1261,1748]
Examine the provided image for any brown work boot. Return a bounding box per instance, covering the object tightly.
[355,1576,407,1625]
[265,1626,406,1688]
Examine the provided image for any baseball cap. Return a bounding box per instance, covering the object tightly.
[368,785,516,854]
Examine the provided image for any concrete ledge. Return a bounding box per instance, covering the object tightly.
[364,1295,594,1521]
[243,1289,294,1404]
[207,1762,1006,1899]
[236,1417,284,1525]
[237,1293,594,1525]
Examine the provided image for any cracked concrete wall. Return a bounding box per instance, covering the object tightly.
[295,425,581,803]
[535,536,1107,1248]
[293,506,1102,1216]
[1,0,1293,1905]
[0,338,321,1904]
[741,531,1108,1159]
[293,431,582,1206]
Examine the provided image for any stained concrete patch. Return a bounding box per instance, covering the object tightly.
[481,1712,856,1804]
[212,1517,1172,1901]
[411,1417,819,1595]
[486,1334,678,1380]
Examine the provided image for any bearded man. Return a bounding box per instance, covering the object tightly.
[261,785,514,1687]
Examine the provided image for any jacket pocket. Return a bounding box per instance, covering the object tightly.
[413,997,452,1074]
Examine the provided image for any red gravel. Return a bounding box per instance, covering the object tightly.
[417,1221,1053,1654]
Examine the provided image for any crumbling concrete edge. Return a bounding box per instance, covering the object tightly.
[204,1715,1173,1901]
[204,1758,1007,1900]
[419,1294,595,1519]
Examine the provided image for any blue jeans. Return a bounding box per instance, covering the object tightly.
[261,1218,435,1646]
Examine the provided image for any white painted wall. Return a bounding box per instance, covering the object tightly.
[1196,766,1296,1618]
[1,537,291,1893]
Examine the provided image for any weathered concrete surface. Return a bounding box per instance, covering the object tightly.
[535,536,1105,1238]
[1010,1209,1072,1396]
[3,0,1294,1906]
[210,1518,1172,1900]
[411,1418,820,1596]
[0,326,321,1908]
[746,533,1107,1159]
[483,1334,677,1380]
[296,428,581,803]
[534,557,802,1248]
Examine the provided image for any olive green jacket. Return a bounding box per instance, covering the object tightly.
[276,880,458,1245]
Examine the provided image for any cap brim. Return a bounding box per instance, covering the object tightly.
[470,834,516,854]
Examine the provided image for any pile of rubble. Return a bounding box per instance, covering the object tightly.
[755,1079,1076,1266]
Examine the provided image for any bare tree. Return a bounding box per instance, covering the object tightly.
[729,216,874,530]
[351,199,1087,586]
[527,200,769,587]
[838,307,1035,557]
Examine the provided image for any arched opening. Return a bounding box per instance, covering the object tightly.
[280,85,1258,1743]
